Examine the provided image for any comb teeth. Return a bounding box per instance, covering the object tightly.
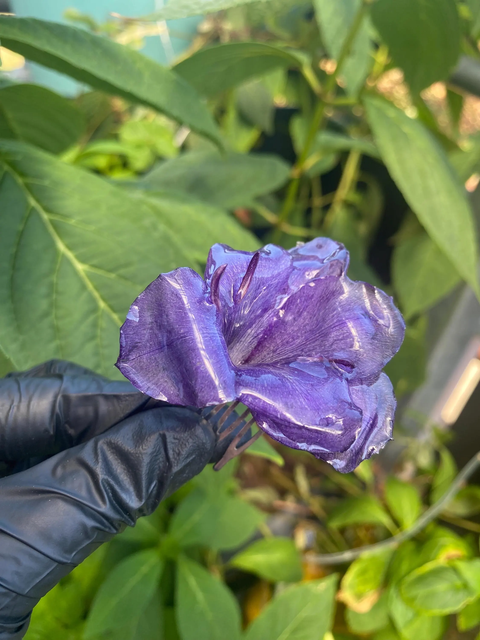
[214,418,261,471]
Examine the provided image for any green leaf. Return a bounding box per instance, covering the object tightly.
[141,0,270,20]
[431,447,457,504]
[388,584,447,640]
[364,96,479,295]
[454,559,480,596]
[313,0,372,95]
[346,592,390,634]
[119,119,178,160]
[84,549,163,639]
[384,477,422,530]
[175,42,301,98]
[0,84,85,154]
[0,347,14,377]
[392,233,461,319]
[449,133,480,182]
[338,548,393,613]
[401,560,477,615]
[388,541,423,584]
[0,141,198,374]
[245,430,285,466]
[176,556,242,640]
[169,488,265,551]
[130,590,163,640]
[418,526,473,564]
[230,537,302,582]
[135,151,291,209]
[468,0,480,37]
[371,623,402,640]
[236,80,274,134]
[244,575,338,640]
[458,597,480,631]
[132,190,260,262]
[384,316,426,399]
[371,0,461,94]
[444,485,480,518]
[328,496,396,531]
[0,17,221,146]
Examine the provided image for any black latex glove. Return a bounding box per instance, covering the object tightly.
[0,360,235,640]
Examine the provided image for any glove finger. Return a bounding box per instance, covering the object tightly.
[0,405,216,637]
[0,369,151,463]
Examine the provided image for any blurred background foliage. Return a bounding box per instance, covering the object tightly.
[2,0,480,638]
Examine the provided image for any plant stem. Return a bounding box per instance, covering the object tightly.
[310,451,480,566]
[311,176,323,229]
[322,149,362,231]
[272,0,369,242]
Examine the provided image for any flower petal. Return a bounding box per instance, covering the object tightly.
[289,237,349,276]
[116,267,235,406]
[246,275,405,383]
[323,374,396,473]
[236,361,362,455]
[204,240,350,365]
[205,243,293,365]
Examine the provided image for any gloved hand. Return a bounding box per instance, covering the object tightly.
[0,360,237,640]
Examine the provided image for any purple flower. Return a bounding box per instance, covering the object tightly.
[116,238,405,473]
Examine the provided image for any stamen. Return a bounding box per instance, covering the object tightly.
[236,252,260,301]
[210,264,227,309]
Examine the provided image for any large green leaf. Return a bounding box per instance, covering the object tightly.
[392,233,461,319]
[364,96,479,295]
[313,0,372,95]
[388,585,446,640]
[385,477,422,530]
[338,548,393,613]
[0,17,221,146]
[176,557,242,640]
[169,488,264,550]
[132,191,259,263]
[244,575,338,640]
[0,141,256,375]
[0,84,85,154]
[140,0,269,20]
[230,537,302,582]
[401,561,477,615]
[328,496,395,531]
[84,550,163,639]
[372,0,460,94]
[346,592,390,635]
[136,151,291,209]
[174,42,301,97]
